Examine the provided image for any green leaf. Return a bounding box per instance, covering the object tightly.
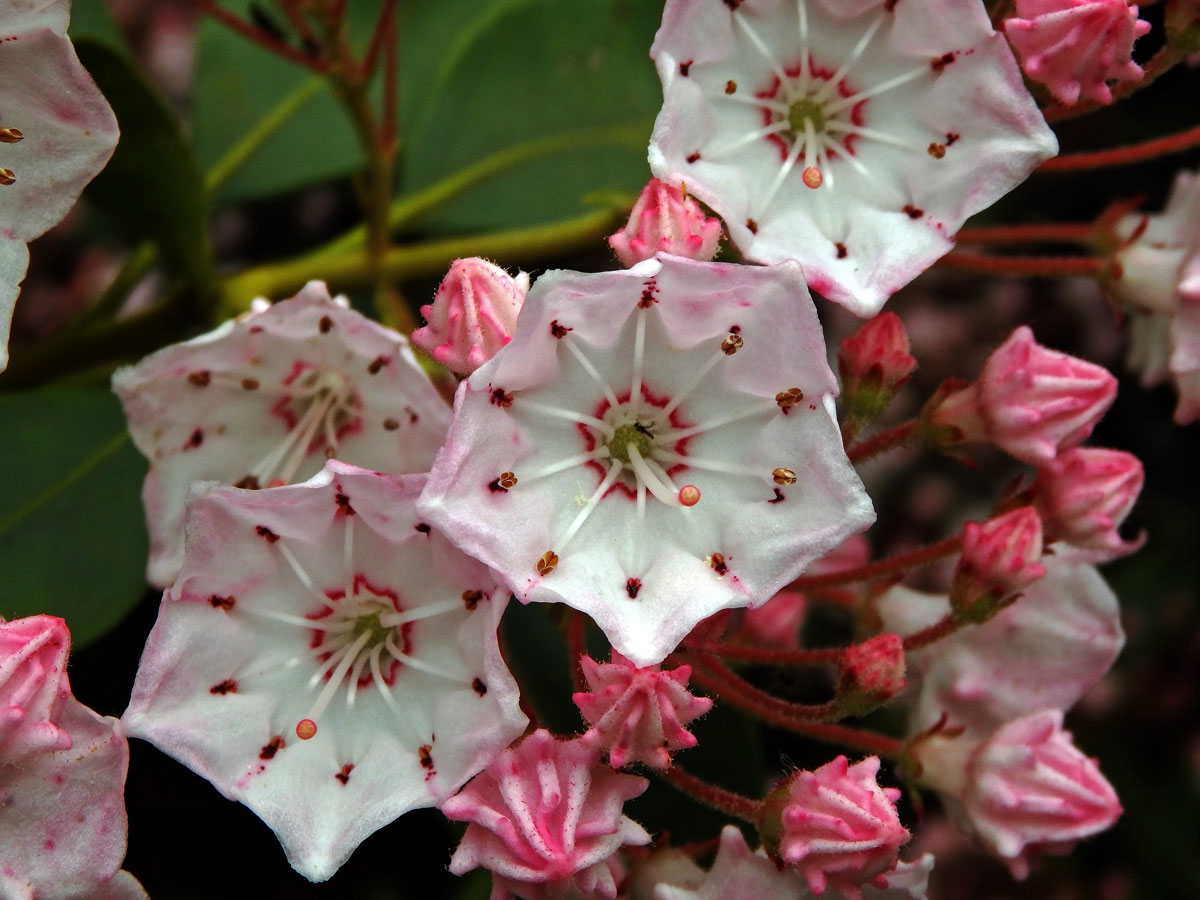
[0,390,148,649]
[76,40,212,290]
[67,0,125,47]
[399,0,661,231]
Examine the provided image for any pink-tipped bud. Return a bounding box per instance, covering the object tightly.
[1004,0,1151,106]
[836,634,907,718]
[0,615,73,759]
[1032,447,1144,560]
[758,756,909,899]
[952,507,1046,623]
[607,177,723,267]
[573,652,713,770]
[412,258,529,375]
[838,312,917,420]
[802,166,823,189]
[927,327,1117,466]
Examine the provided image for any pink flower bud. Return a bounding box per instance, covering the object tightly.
[607,178,722,267]
[964,711,1121,879]
[759,756,909,899]
[573,651,713,770]
[0,615,72,758]
[930,327,1116,465]
[952,507,1046,622]
[412,258,529,375]
[1005,0,1151,106]
[1032,447,1144,560]
[837,634,907,718]
[838,313,917,419]
[442,730,650,900]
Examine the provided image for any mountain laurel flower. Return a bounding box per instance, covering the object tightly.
[442,729,651,900]
[648,0,1056,315]
[113,280,451,587]
[0,0,120,371]
[927,326,1117,465]
[412,258,530,375]
[417,255,874,666]
[1,616,146,900]
[654,826,934,900]
[1032,447,1144,561]
[1004,0,1151,106]
[951,507,1046,623]
[121,463,527,882]
[917,711,1121,880]
[573,651,713,769]
[758,756,909,900]
[608,177,723,268]
[836,634,906,718]
[838,312,917,420]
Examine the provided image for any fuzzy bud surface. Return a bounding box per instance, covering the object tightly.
[608,178,723,268]
[952,507,1046,622]
[413,258,530,375]
[838,313,917,420]
[836,634,907,718]
[1032,447,1144,560]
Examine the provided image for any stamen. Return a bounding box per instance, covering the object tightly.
[244,607,355,632]
[304,630,373,723]
[523,449,611,483]
[562,338,620,410]
[657,450,777,483]
[826,120,920,151]
[661,348,727,417]
[0,128,23,143]
[627,443,682,506]
[385,635,469,682]
[795,0,811,92]
[629,308,647,416]
[825,65,928,115]
[656,401,776,443]
[812,13,883,104]
[760,128,806,214]
[707,121,790,159]
[556,462,623,551]
[343,515,355,600]
[803,166,823,189]
[679,485,702,506]
[720,92,789,114]
[276,541,339,609]
[734,13,791,88]
[521,399,615,439]
[296,718,318,740]
[0,168,14,186]
[378,599,463,629]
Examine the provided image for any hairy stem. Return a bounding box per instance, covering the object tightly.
[658,766,762,824]
[788,536,963,590]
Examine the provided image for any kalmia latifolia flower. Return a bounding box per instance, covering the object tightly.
[758,756,909,900]
[113,280,450,587]
[121,463,526,881]
[648,0,1056,315]
[654,826,934,900]
[927,326,1117,465]
[417,255,874,666]
[0,0,120,371]
[412,257,530,375]
[918,711,1121,879]
[1,616,146,900]
[608,177,723,267]
[1032,447,1144,561]
[573,651,713,769]
[950,507,1046,622]
[1004,0,1150,106]
[442,729,650,900]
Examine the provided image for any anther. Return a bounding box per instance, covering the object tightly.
[536,551,559,576]
[296,719,318,740]
[0,168,14,186]
[678,485,701,507]
[802,167,823,189]
[775,387,804,408]
[0,128,23,143]
[721,333,744,355]
[725,79,737,94]
[772,467,797,486]
[497,471,517,489]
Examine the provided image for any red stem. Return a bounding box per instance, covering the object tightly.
[361,0,398,80]
[691,642,844,667]
[955,223,1094,245]
[902,614,964,651]
[1038,123,1200,173]
[1043,46,1179,124]
[788,536,962,591]
[846,420,918,464]
[936,251,1104,278]
[187,0,330,72]
[381,9,398,153]
[659,766,762,824]
[688,656,838,723]
[778,721,905,759]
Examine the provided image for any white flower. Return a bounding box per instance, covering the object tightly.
[121,463,527,882]
[648,0,1057,315]
[418,254,873,666]
[0,0,119,370]
[113,280,451,587]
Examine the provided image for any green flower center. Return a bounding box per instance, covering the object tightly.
[351,608,391,650]
[607,421,655,465]
[787,98,827,135]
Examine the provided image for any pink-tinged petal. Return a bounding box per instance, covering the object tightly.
[443,730,649,900]
[649,0,1056,316]
[122,463,527,882]
[0,238,28,372]
[1005,0,1150,106]
[0,0,70,36]
[418,255,874,666]
[608,178,723,268]
[113,281,452,587]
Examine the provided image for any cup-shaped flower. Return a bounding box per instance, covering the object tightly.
[113,280,451,587]
[951,507,1046,623]
[918,711,1120,880]
[1,616,146,900]
[648,0,1056,315]
[836,634,906,718]
[0,0,120,371]
[412,258,530,375]
[1004,0,1150,106]
[1032,447,1144,561]
[838,312,917,421]
[121,463,527,882]
[878,560,1124,738]
[442,729,651,900]
[417,255,874,666]
[653,826,934,900]
[758,756,909,899]
[573,651,713,769]
[608,178,723,268]
[928,326,1116,465]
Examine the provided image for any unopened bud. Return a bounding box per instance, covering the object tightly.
[836,633,907,717]
[607,177,722,267]
[838,312,917,420]
[951,507,1046,623]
